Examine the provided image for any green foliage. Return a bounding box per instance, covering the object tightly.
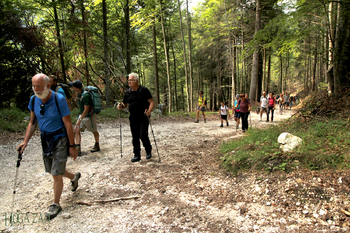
[220,117,350,175]
[0,108,30,132]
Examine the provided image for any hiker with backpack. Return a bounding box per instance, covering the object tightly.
[17,73,80,220]
[195,91,206,123]
[219,101,230,127]
[117,72,154,162]
[236,94,250,133]
[72,80,100,156]
[49,75,72,110]
[232,94,241,130]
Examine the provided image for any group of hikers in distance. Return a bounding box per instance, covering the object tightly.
[195,90,297,132]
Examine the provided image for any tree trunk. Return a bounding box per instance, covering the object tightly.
[102,0,110,106]
[81,0,90,86]
[311,38,318,92]
[152,22,160,105]
[53,0,66,83]
[186,0,193,111]
[160,4,172,113]
[249,0,261,101]
[267,52,271,93]
[280,55,283,93]
[171,39,178,111]
[177,0,190,112]
[124,0,131,74]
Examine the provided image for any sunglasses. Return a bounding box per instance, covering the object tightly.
[40,103,45,115]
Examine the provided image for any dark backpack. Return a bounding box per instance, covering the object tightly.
[55,83,73,103]
[83,86,102,115]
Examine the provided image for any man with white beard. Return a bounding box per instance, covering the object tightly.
[17,73,80,220]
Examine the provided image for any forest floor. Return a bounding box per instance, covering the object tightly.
[1,108,350,232]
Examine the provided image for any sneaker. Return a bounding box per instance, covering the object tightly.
[204,119,206,123]
[227,122,229,126]
[146,152,152,159]
[71,172,81,192]
[91,143,100,153]
[45,204,62,220]
[259,119,262,122]
[76,145,82,156]
[220,124,223,127]
[236,125,239,129]
[131,156,141,162]
[194,119,199,123]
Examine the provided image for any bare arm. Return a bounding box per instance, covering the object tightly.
[62,114,78,161]
[75,104,90,130]
[145,98,154,116]
[17,111,37,153]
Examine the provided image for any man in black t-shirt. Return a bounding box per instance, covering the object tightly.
[117,73,154,162]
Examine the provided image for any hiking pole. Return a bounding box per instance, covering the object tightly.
[11,148,23,218]
[148,116,161,162]
[119,109,123,158]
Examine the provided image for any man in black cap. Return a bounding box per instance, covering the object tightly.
[117,72,154,162]
[72,80,100,155]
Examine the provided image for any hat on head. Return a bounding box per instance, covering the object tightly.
[68,82,73,87]
[236,94,240,98]
[72,80,83,89]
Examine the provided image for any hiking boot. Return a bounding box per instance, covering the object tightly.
[226,122,229,126]
[45,204,62,220]
[194,119,199,123]
[91,143,100,153]
[71,172,81,192]
[204,119,206,123]
[131,156,141,162]
[236,125,239,129]
[146,152,152,159]
[76,145,82,156]
[220,124,223,127]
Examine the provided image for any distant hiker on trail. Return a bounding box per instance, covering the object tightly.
[277,94,284,111]
[117,72,154,162]
[17,73,80,220]
[267,92,276,122]
[284,92,290,110]
[259,91,268,122]
[236,94,250,133]
[195,91,206,123]
[289,96,294,109]
[232,94,241,130]
[219,102,230,127]
[49,75,71,109]
[72,80,100,156]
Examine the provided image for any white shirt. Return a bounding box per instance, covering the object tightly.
[220,106,228,115]
[260,96,268,108]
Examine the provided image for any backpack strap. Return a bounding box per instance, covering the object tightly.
[30,92,61,117]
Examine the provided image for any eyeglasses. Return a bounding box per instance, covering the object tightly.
[40,104,45,115]
[128,79,136,82]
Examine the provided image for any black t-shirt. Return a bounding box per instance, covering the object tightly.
[123,86,152,117]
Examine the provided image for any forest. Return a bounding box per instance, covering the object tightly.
[1,0,349,112]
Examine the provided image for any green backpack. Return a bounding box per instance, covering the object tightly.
[83,86,102,115]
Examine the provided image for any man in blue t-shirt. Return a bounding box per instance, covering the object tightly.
[117,72,154,162]
[17,73,80,220]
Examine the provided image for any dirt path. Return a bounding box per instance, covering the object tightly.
[1,110,349,232]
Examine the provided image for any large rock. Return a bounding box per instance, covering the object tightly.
[277,132,302,152]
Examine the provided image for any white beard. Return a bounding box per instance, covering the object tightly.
[33,86,50,100]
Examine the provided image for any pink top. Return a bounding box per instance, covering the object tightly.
[268,97,275,107]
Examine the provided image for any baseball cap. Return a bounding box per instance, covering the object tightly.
[72,80,83,89]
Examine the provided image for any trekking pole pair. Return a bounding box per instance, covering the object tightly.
[11,148,23,219]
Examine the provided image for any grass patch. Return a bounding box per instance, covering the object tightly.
[220,117,350,175]
[0,108,31,132]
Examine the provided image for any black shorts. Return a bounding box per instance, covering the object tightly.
[221,114,227,120]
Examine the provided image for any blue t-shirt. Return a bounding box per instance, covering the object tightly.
[234,100,240,110]
[28,91,70,140]
[56,87,66,98]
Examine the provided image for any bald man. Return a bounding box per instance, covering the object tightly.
[17,73,80,220]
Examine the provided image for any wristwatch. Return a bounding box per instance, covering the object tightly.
[69,144,76,148]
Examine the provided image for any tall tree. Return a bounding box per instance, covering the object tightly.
[102,0,110,106]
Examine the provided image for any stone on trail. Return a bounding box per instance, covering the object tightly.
[277,132,302,152]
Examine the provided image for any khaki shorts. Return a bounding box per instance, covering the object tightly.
[43,137,68,176]
[80,116,98,133]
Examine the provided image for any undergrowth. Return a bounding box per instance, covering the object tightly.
[220,89,350,175]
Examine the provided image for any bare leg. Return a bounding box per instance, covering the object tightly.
[52,175,63,204]
[93,131,99,143]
